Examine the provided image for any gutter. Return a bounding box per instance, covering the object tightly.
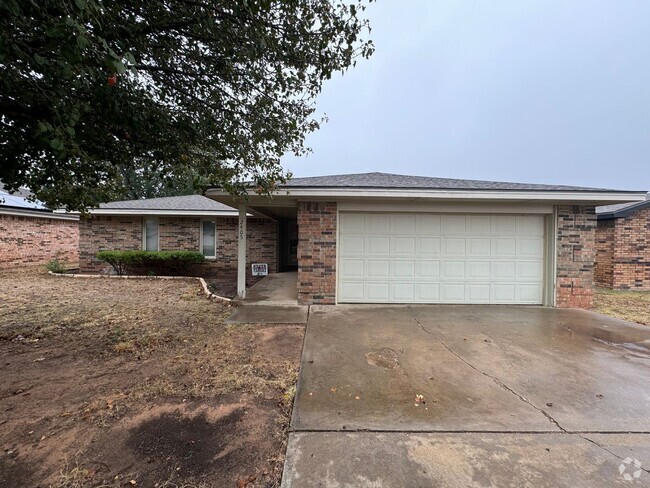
[206,187,648,204]
[0,207,79,220]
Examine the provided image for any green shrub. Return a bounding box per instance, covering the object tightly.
[45,258,66,274]
[96,250,205,276]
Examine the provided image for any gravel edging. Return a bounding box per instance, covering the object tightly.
[47,271,233,304]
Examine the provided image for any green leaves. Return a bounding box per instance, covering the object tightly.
[96,250,205,275]
[0,0,374,211]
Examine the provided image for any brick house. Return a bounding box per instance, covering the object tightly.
[595,195,650,290]
[79,195,279,284]
[205,172,646,309]
[0,184,79,268]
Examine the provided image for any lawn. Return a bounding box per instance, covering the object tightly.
[0,269,304,487]
[593,287,650,326]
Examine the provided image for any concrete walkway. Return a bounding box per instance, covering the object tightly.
[226,272,308,324]
[282,305,650,487]
[243,272,299,306]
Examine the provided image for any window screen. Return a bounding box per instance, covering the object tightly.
[144,218,159,251]
[202,221,216,258]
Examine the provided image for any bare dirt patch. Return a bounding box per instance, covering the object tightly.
[0,269,304,487]
[593,287,650,326]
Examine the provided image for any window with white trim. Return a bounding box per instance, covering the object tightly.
[143,217,159,251]
[201,220,217,258]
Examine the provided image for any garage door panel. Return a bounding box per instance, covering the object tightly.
[390,214,416,233]
[340,258,364,278]
[416,283,440,301]
[417,261,440,278]
[442,261,466,279]
[441,283,466,302]
[367,236,390,254]
[467,261,491,280]
[492,261,516,280]
[338,212,545,304]
[493,216,517,234]
[367,214,390,233]
[517,216,545,236]
[340,235,365,254]
[518,238,544,258]
[517,284,544,303]
[467,284,491,302]
[468,238,491,256]
[392,260,415,278]
[367,260,390,277]
[493,238,517,257]
[366,282,390,301]
[340,282,364,301]
[492,284,517,302]
[417,214,441,234]
[442,237,466,256]
[340,213,365,233]
[391,237,415,255]
[392,283,415,301]
[467,215,492,234]
[517,261,543,280]
[442,215,467,234]
[417,237,441,255]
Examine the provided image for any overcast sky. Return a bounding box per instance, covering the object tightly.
[283,0,650,191]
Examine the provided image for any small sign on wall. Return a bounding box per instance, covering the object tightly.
[252,263,269,276]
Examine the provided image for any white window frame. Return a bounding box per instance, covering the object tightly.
[200,219,217,259]
[142,217,160,251]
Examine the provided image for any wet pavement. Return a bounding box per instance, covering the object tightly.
[282,305,650,487]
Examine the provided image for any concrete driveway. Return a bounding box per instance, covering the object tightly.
[282,305,650,487]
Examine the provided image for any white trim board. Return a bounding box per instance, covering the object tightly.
[88,209,240,217]
[337,201,554,214]
[206,187,646,204]
[0,208,79,220]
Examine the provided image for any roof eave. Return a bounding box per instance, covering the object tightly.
[86,208,242,217]
[206,187,647,205]
[1,207,79,220]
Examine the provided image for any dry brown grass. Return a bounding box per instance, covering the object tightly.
[593,287,650,325]
[0,270,304,487]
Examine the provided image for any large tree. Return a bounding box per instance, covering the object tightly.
[0,0,373,210]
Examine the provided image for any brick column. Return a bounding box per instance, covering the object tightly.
[612,208,650,290]
[556,205,596,309]
[594,219,615,288]
[297,202,337,305]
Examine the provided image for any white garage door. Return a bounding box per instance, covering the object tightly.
[338,213,545,304]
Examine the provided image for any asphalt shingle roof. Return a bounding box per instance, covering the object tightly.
[99,194,236,212]
[281,172,631,192]
[596,194,650,218]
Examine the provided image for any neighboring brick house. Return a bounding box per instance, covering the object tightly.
[595,195,650,290]
[0,184,79,268]
[206,172,646,309]
[79,195,278,283]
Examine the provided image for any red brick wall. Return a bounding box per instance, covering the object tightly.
[0,213,79,268]
[611,207,650,290]
[556,205,596,309]
[297,202,337,305]
[595,219,615,288]
[79,215,277,281]
[79,216,141,273]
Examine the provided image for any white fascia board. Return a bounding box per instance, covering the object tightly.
[337,201,554,214]
[0,207,79,220]
[206,187,647,204]
[88,209,243,217]
[279,188,647,202]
